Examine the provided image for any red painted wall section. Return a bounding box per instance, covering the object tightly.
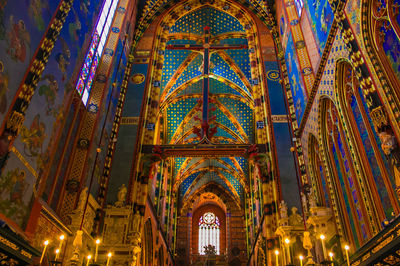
[301,12,320,72]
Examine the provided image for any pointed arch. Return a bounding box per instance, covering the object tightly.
[307,133,330,207]
[319,97,371,248]
[362,0,400,120]
[336,59,400,220]
[142,219,154,265]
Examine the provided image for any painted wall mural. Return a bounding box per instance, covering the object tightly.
[0,1,59,121]
[304,0,334,55]
[285,34,307,124]
[0,0,102,229]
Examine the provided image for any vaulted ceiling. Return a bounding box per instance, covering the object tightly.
[158,6,257,203]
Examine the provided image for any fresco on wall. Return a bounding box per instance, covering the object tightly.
[0,1,58,121]
[304,0,334,55]
[0,0,101,228]
[345,0,362,47]
[0,154,35,228]
[285,34,307,124]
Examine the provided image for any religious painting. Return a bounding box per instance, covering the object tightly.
[304,0,334,55]
[0,0,102,228]
[285,34,307,124]
[0,0,58,122]
[0,154,37,228]
[345,0,362,46]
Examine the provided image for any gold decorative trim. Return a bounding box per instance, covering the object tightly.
[10,147,37,178]
[271,115,288,123]
[121,117,140,125]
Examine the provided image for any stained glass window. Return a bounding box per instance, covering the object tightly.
[294,0,304,16]
[75,0,119,106]
[198,212,220,255]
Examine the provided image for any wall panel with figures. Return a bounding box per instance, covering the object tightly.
[285,34,307,123]
[0,1,60,122]
[0,0,60,230]
[303,0,334,56]
[0,0,100,231]
[0,0,103,232]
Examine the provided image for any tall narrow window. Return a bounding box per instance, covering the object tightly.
[75,0,119,105]
[294,0,304,16]
[198,212,220,255]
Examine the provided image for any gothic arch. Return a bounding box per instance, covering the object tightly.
[142,218,154,266]
[318,96,371,248]
[336,59,400,220]
[362,0,400,122]
[307,133,330,207]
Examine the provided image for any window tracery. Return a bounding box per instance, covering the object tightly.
[198,212,220,255]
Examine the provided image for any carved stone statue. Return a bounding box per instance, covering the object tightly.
[379,131,397,155]
[76,187,88,212]
[379,130,400,198]
[140,150,163,178]
[301,192,308,213]
[303,231,312,250]
[131,237,142,266]
[289,207,303,226]
[115,184,127,207]
[309,191,317,209]
[279,200,288,219]
[254,153,271,179]
[131,210,141,233]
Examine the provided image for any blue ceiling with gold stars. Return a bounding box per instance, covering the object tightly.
[160,6,254,202]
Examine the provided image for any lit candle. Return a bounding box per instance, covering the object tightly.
[275,249,279,266]
[299,255,304,266]
[106,252,112,266]
[58,235,65,250]
[329,252,334,266]
[86,254,92,266]
[57,234,64,260]
[40,240,49,264]
[284,238,291,264]
[95,238,101,262]
[55,249,60,261]
[345,245,350,266]
[320,234,326,260]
